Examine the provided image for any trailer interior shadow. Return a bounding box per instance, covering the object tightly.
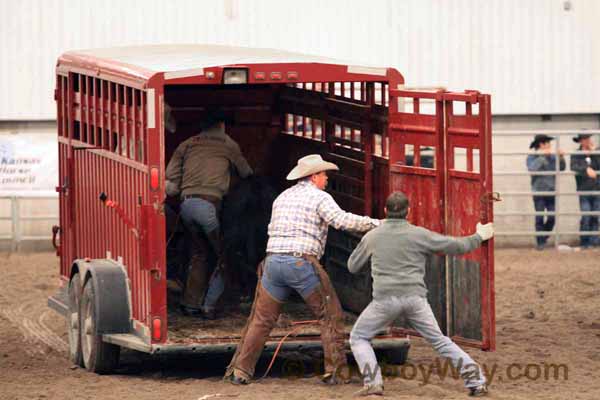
[162,82,390,343]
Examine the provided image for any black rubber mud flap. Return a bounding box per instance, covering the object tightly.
[81,259,131,335]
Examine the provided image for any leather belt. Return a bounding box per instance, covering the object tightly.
[182,194,220,202]
[267,251,312,259]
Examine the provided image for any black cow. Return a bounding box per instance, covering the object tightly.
[221,176,278,294]
[165,175,277,301]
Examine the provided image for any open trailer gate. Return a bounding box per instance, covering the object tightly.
[388,88,495,351]
[277,81,495,350]
[443,91,495,350]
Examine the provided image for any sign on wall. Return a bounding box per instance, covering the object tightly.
[0,134,58,196]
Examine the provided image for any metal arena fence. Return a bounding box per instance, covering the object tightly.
[2,129,600,251]
[0,195,58,252]
[494,129,600,247]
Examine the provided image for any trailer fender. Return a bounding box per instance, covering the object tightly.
[75,259,131,335]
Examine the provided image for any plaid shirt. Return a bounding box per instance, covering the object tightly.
[266,180,380,258]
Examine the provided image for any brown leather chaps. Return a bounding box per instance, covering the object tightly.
[225,255,347,381]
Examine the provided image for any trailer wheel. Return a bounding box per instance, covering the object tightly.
[67,273,84,367]
[80,278,120,374]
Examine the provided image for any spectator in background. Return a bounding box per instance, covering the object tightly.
[526,134,565,250]
[570,133,600,248]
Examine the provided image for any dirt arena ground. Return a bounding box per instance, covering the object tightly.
[1,249,599,400]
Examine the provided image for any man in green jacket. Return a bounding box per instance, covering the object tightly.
[348,191,493,397]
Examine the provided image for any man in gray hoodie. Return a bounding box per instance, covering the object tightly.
[347,191,493,397]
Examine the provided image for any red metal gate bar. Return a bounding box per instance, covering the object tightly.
[479,94,495,351]
[117,84,122,156]
[108,82,114,152]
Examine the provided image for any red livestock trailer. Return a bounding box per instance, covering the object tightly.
[48,44,495,374]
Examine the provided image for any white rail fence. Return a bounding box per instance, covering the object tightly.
[2,129,600,251]
[494,129,600,247]
[0,195,58,252]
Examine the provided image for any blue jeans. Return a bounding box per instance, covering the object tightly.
[180,198,219,235]
[350,295,486,389]
[533,195,555,246]
[180,198,224,310]
[261,255,321,301]
[579,195,600,247]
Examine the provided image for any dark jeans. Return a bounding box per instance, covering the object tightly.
[533,195,555,246]
[579,195,600,247]
[179,197,224,310]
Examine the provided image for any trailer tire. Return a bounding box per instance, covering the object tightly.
[67,273,84,367]
[80,278,120,374]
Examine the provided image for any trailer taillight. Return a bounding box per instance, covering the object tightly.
[152,317,162,341]
[150,167,159,191]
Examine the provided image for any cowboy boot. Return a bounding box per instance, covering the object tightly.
[202,228,226,318]
[180,232,210,312]
[304,287,348,383]
[205,228,222,257]
[226,284,283,382]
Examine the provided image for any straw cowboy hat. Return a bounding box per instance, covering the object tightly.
[286,154,339,180]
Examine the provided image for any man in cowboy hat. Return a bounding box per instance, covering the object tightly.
[526,134,565,250]
[225,154,379,385]
[166,109,253,318]
[570,133,600,247]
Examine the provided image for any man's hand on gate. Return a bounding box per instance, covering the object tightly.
[476,222,494,241]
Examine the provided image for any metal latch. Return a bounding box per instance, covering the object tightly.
[99,192,139,239]
[481,192,501,203]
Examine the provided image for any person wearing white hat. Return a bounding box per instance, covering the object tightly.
[225,154,380,385]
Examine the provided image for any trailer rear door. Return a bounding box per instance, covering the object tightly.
[388,89,495,351]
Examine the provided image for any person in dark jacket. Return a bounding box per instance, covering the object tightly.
[165,110,253,318]
[526,134,565,249]
[570,133,600,247]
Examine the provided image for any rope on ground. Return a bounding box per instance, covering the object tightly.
[261,319,319,379]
